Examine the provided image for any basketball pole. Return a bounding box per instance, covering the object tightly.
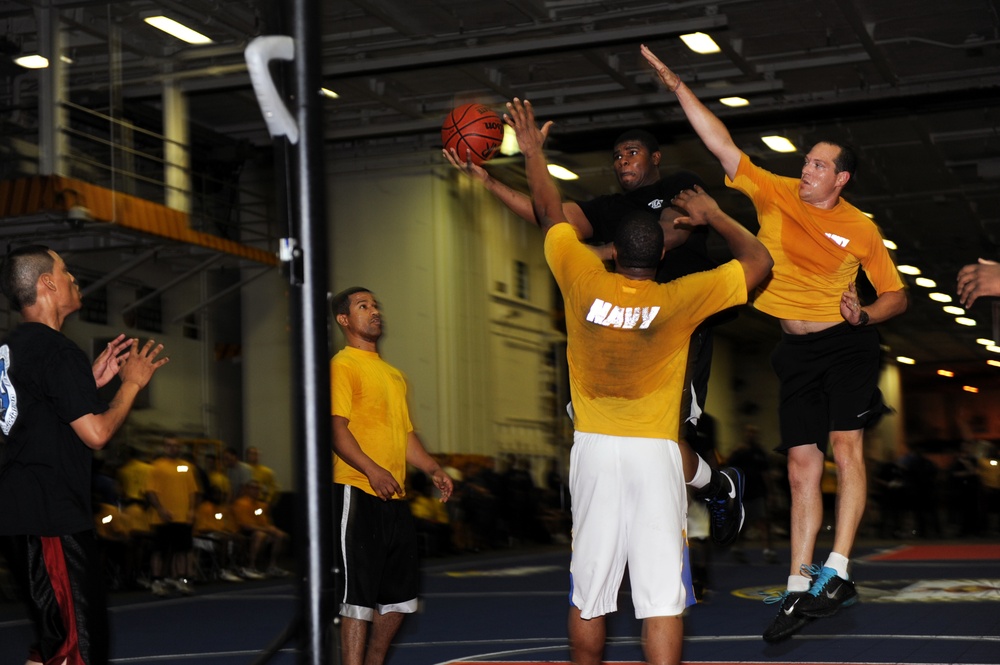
[289,0,336,662]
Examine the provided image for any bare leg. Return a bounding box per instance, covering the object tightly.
[787,444,825,577]
[568,606,605,665]
[641,615,683,665]
[829,429,866,559]
[364,611,404,665]
[340,616,368,665]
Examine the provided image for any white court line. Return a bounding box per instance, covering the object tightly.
[109,648,297,663]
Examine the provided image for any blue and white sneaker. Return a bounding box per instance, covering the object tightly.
[698,467,745,547]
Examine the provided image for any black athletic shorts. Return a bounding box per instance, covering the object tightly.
[336,484,419,621]
[0,530,109,665]
[771,322,887,453]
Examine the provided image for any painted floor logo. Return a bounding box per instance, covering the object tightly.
[737,579,1000,603]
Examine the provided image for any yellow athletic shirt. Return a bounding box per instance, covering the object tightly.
[726,152,904,321]
[545,223,747,441]
[330,346,412,498]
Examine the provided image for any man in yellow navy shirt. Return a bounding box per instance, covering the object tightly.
[505,98,772,665]
[640,45,908,643]
[330,287,453,665]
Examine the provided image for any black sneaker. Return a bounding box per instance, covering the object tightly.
[795,565,858,618]
[762,590,811,643]
[697,467,745,547]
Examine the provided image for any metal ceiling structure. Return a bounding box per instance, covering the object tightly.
[1,0,1000,378]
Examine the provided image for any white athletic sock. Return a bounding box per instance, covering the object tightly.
[788,574,810,592]
[824,552,850,579]
[687,456,712,489]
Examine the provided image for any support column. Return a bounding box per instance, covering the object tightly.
[163,81,192,213]
[36,2,67,175]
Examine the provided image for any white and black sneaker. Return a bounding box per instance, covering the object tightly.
[695,467,745,547]
[762,590,811,643]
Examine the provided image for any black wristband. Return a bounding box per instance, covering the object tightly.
[854,309,870,326]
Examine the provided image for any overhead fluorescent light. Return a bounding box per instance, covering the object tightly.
[988,345,1000,354]
[14,55,49,69]
[897,265,921,275]
[761,135,796,153]
[943,305,965,315]
[976,338,995,346]
[144,16,213,45]
[896,356,915,365]
[320,88,339,99]
[937,369,954,377]
[963,385,979,393]
[719,97,748,107]
[929,292,952,303]
[987,359,1000,367]
[680,32,721,54]
[882,238,897,250]
[955,316,976,326]
[914,277,936,288]
[547,164,579,181]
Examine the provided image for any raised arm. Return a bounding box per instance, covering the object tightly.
[71,338,168,450]
[442,147,595,237]
[672,186,773,291]
[640,44,742,180]
[503,98,564,235]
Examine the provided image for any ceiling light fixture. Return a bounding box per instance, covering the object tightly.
[929,292,952,303]
[882,238,897,250]
[963,385,979,393]
[680,32,720,54]
[914,277,936,288]
[987,345,1000,353]
[14,54,49,69]
[144,16,213,45]
[547,164,579,181]
[955,316,976,326]
[937,369,955,377]
[897,265,921,275]
[977,338,995,346]
[943,305,965,315]
[896,356,915,365]
[987,359,1000,368]
[320,88,339,99]
[719,96,748,107]
[761,136,796,153]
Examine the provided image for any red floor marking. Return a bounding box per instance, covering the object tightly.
[866,543,1000,561]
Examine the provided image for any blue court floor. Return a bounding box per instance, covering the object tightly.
[1,537,998,664]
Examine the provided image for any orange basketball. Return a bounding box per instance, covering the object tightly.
[441,103,504,166]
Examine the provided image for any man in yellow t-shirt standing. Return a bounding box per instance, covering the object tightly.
[641,45,908,643]
[505,98,772,665]
[330,288,454,665]
[147,437,200,596]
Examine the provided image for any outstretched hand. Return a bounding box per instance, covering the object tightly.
[640,44,682,93]
[92,333,133,388]
[503,98,553,157]
[442,147,489,182]
[957,258,1000,307]
[118,338,169,391]
[670,185,721,227]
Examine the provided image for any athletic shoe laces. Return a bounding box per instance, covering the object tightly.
[762,589,792,605]
[804,565,837,597]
